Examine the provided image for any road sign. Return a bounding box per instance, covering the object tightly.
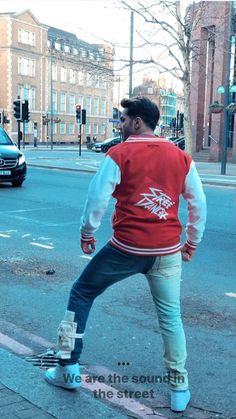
[109,118,120,123]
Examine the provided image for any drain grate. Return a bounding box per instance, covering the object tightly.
[25,348,59,369]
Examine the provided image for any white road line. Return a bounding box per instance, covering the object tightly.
[22,234,31,238]
[30,242,54,249]
[1,207,61,213]
[225,292,236,298]
[0,320,54,348]
[0,332,33,355]
[80,255,92,260]
[80,375,167,418]
[0,233,11,238]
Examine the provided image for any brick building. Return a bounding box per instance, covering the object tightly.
[0,9,114,144]
[191,1,236,162]
[133,77,183,135]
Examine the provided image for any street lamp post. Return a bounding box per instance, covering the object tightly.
[221,1,233,175]
[50,52,54,150]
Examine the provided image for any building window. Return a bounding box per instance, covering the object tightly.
[69,69,76,84]
[61,93,66,113]
[93,97,99,115]
[86,96,91,114]
[64,45,70,53]
[101,96,106,116]
[78,71,84,86]
[68,123,75,134]
[52,64,57,81]
[100,123,106,135]
[73,48,78,55]
[86,123,91,135]
[78,95,83,107]
[54,42,61,51]
[61,67,67,82]
[17,85,36,110]
[18,57,35,77]
[52,91,57,112]
[69,94,75,113]
[18,29,35,46]
[93,76,99,88]
[30,87,36,110]
[101,79,107,89]
[60,122,66,134]
[93,123,98,135]
[86,74,92,87]
[81,49,87,58]
[53,123,57,135]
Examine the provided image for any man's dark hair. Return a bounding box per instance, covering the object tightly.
[120,96,160,130]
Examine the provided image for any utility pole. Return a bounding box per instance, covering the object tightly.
[129,11,134,98]
[221,1,233,175]
[50,53,54,150]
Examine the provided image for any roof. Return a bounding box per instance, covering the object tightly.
[48,26,95,50]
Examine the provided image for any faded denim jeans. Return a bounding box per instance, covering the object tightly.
[60,243,188,390]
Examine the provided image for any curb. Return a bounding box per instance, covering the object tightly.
[27,163,96,174]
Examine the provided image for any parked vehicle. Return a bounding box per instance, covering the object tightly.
[92,136,122,153]
[0,127,27,187]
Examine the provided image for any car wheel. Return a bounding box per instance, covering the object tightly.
[12,180,24,187]
[102,146,109,153]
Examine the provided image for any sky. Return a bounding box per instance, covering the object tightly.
[0,0,183,98]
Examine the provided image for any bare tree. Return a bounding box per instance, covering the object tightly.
[120,0,207,155]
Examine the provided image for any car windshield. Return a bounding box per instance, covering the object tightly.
[0,127,13,145]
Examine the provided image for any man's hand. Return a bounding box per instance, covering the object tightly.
[181,242,196,262]
[81,236,96,254]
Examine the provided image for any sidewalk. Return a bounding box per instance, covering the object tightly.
[0,382,55,418]
[24,148,236,187]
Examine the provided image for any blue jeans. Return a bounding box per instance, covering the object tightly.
[60,243,188,390]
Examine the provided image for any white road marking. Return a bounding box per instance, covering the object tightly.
[225,292,236,298]
[0,233,11,238]
[2,207,60,213]
[0,324,168,418]
[0,332,33,355]
[30,242,54,249]
[80,255,92,260]
[22,234,31,238]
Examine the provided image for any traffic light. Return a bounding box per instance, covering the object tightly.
[179,113,184,129]
[22,100,30,121]
[0,112,2,124]
[75,104,81,122]
[81,109,86,125]
[13,99,22,120]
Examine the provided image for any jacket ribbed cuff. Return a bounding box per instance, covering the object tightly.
[185,240,197,250]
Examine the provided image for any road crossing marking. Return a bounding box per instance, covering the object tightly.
[30,242,54,249]
[80,255,92,260]
[0,233,11,238]
[225,292,236,298]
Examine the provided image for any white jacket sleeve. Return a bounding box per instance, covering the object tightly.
[182,161,207,247]
[80,156,121,237]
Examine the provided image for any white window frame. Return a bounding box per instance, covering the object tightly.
[61,67,67,82]
[60,122,66,134]
[61,92,66,113]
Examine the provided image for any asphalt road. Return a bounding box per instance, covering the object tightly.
[0,167,235,418]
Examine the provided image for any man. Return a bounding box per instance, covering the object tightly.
[45,96,206,413]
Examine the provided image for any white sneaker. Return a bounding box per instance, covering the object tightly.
[171,389,190,412]
[45,363,81,389]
